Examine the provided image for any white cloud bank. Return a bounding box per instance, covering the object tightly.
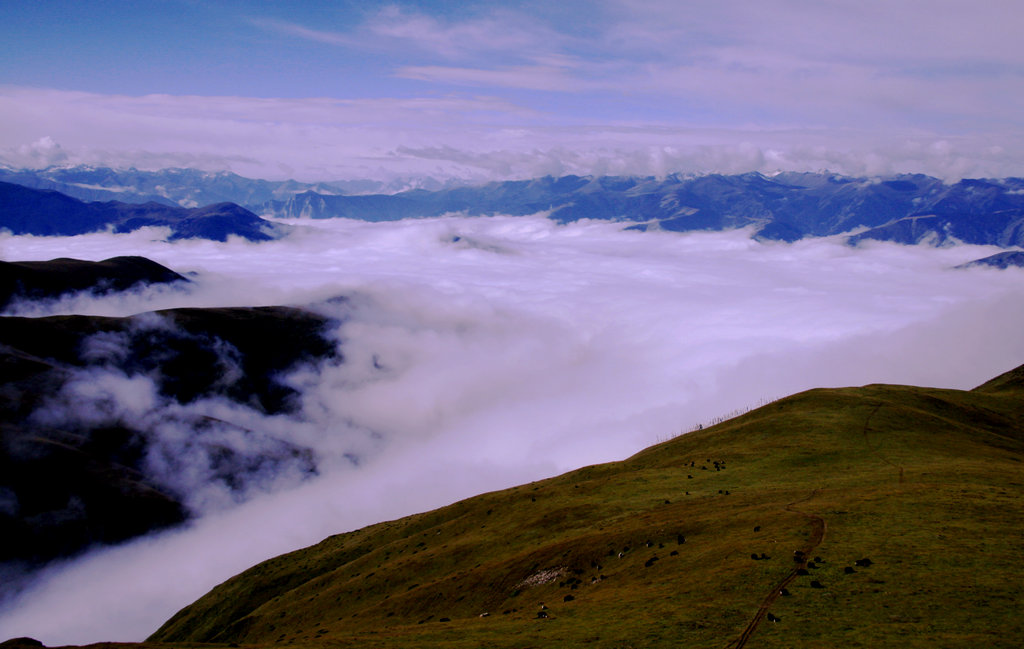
[0,216,1023,644]
[4,2,1024,181]
[3,86,1023,183]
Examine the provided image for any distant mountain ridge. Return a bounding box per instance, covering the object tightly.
[4,167,1024,247]
[0,181,279,241]
[257,172,1024,247]
[0,165,459,208]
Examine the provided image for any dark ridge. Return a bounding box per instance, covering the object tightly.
[0,305,340,571]
[0,256,188,310]
[972,362,1024,394]
[953,250,1024,270]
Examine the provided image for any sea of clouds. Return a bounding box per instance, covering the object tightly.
[1,214,1023,644]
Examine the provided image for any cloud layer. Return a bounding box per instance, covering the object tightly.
[2,1,1023,181]
[1,216,1023,643]
[2,88,1022,183]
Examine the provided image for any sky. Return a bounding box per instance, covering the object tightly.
[2,0,1024,181]
[1,218,1024,643]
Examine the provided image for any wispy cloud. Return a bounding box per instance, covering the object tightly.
[254,5,562,61]
[396,64,592,92]
[248,17,354,47]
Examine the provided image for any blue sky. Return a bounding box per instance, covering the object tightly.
[1,0,1023,180]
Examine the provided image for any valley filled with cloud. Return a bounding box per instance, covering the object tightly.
[1,216,1022,643]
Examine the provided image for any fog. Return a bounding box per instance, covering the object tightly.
[1,215,1023,644]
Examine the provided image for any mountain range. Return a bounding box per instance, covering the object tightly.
[257,172,1024,247]
[3,167,1024,249]
[0,181,279,241]
[0,165,457,208]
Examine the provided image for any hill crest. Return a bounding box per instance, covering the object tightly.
[146,362,1024,649]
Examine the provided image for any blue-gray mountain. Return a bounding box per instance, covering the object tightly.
[4,168,1024,247]
[954,250,1024,270]
[0,165,454,207]
[257,172,1024,247]
[0,181,279,241]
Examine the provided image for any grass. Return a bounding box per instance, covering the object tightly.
[88,364,1024,649]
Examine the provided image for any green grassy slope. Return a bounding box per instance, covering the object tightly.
[146,364,1024,649]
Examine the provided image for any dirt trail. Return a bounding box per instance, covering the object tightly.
[729,403,901,648]
[727,490,827,649]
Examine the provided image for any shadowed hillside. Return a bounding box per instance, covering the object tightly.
[141,363,1024,649]
[0,306,339,573]
[0,256,188,311]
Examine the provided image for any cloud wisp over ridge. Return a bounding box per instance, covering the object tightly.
[0,216,1023,643]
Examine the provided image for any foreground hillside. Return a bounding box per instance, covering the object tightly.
[135,363,1024,649]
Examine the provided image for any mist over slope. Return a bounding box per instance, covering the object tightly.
[0,303,340,576]
[149,363,1024,649]
[0,215,1023,644]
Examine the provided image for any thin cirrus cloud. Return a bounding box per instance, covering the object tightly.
[395,64,593,92]
[255,5,563,60]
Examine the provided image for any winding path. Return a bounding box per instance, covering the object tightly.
[727,490,827,649]
[729,403,901,648]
